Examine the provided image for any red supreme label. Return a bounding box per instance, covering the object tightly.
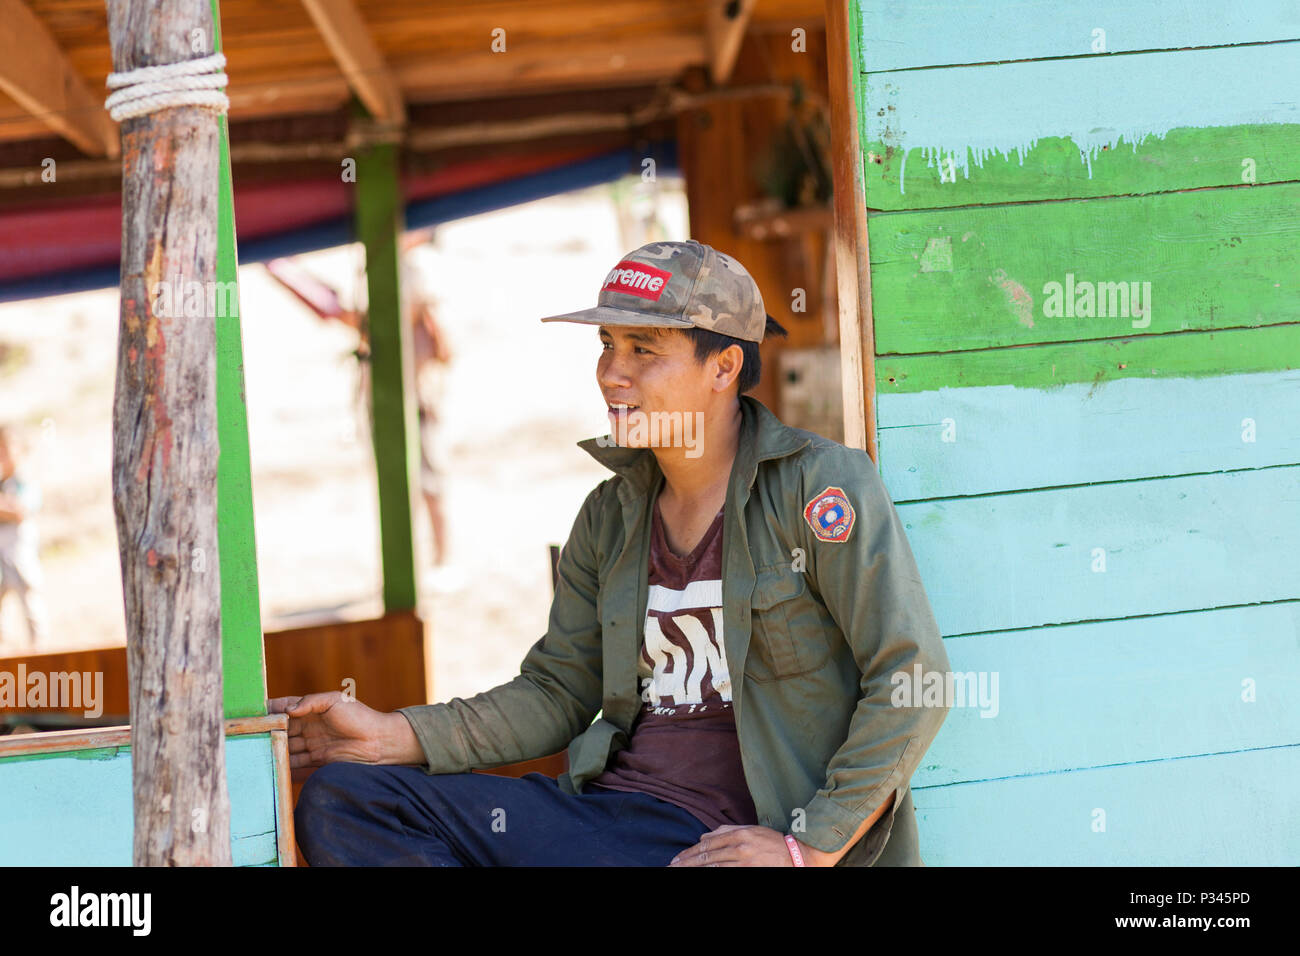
[602,260,672,301]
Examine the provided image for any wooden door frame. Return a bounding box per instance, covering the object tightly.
[824,0,877,461]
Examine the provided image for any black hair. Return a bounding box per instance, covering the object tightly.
[675,315,788,395]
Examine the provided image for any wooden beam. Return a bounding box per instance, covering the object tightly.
[0,32,709,145]
[0,83,800,191]
[0,715,289,759]
[823,0,874,458]
[270,726,298,866]
[106,0,230,867]
[398,34,708,101]
[706,0,759,85]
[0,0,117,157]
[225,70,351,116]
[299,0,405,124]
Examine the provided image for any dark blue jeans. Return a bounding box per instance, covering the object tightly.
[295,763,712,866]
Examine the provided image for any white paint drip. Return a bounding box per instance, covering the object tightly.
[905,132,1160,193]
[869,44,1300,195]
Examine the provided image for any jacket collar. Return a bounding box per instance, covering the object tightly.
[577,394,811,492]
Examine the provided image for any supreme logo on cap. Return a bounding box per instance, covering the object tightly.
[602,260,672,301]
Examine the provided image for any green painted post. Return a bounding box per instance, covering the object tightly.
[212,0,267,717]
[355,135,419,612]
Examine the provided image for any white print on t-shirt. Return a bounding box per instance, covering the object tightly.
[639,587,731,707]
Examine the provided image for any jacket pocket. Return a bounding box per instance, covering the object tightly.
[744,567,827,681]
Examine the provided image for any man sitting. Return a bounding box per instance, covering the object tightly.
[275,240,951,867]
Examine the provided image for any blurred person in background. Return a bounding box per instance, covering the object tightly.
[267,229,463,593]
[402,230,463,594]
[0,425,48,646]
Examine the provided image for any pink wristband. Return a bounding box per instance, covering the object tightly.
[784,834,806,867]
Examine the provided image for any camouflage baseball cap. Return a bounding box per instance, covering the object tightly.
[539,239,768,343]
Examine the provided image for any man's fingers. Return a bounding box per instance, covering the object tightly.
[285,692,341,716]
[671,828,754,866]
[673,834,722,862]
[670,837,712,868]
[289,722,341,756]
[288,750,318,770]
[287,732,368,769]
[272,692,341,722]
[691,830,746,854]
[281,693,346,738]
[672,844,744,867]
[288,738,338,769]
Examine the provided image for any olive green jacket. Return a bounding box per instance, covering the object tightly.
[399,395,951,866]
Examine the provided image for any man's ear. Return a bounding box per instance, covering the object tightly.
[712,343,744,393]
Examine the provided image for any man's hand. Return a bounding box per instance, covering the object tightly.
[669,825,822,867]
[268,693,425,770]
[669,798,896,867]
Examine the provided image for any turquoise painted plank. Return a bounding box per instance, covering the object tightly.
[877,369,1300,499]
[914,602,1300,787]
[899,466,1300,635]
[0,748,132,865]
[0,735,279,865]
[914,744,1300,865]
[226,735,279,865]
[863,43,1300,197]
[857,0,1300,72]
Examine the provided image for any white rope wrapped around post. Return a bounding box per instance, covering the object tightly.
[105,52,229,122]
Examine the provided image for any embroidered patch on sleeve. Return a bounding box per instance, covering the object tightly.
[803,485,855,542]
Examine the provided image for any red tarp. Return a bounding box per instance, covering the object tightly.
[0,144,616,287]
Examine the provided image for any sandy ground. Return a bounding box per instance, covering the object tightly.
[0,176,687,705]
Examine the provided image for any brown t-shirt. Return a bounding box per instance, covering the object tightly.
[586,495,759,831]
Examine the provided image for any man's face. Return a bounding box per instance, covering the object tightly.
[596,325,737,452]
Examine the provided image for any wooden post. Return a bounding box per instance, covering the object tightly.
[824,0,877,459]
[354,121,418,612]
[106,0,231,866]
